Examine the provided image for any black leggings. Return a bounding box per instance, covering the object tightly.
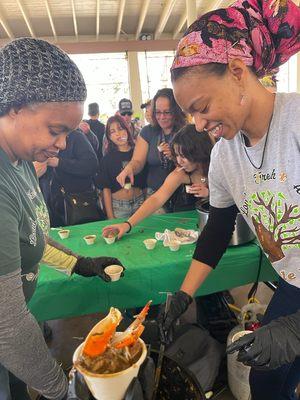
[250,278,300,400]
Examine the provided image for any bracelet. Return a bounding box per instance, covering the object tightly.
[124,221,132,233]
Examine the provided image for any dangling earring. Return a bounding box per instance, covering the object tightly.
[240,94,246,106]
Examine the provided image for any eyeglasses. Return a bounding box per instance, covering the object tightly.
[155,111,173,117]
[121,112,133,117]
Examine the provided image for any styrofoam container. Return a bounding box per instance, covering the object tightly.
[73,338,147,400]
[143,239,157,250]
[104,265,124,282]
[84,235,96,245]
[58,229,70,239]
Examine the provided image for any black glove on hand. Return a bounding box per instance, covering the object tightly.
[158,291,193,345]
[72,256,124,282]
[227,309,300,370]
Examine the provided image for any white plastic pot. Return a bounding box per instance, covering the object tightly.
[227,327,252,400]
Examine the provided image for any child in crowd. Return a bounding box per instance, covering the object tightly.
[99,115,146,219]
[103,124,214,237]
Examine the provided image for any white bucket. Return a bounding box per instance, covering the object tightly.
[227,328,252,400]
[73,339,147,400]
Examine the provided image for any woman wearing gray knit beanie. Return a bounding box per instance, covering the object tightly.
[0,38,122,400]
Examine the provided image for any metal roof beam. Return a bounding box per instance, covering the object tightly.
[96,0,100,39]
[173,10,186,39]
[0,8,14,39]
[135,0,150,40]
[201,0,223,13]
[16,0,35,37]
[155,0,177,40]
[44,0,57,41]
[186,0,197,25]
[116,0,126,40]
[70,0,78,40]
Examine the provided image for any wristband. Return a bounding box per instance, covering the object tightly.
[124,221,132,233]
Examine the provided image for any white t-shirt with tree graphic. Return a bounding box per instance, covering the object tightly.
[209,92,300,288]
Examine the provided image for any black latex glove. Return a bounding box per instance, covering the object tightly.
[158,291,193,345]
[72,256,124,282]
[227,309,300,370]
[124,356,155,400]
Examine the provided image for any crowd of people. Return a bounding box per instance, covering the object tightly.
[34,87,210,227]
[0,0,299,399]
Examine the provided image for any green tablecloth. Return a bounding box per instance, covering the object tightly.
[28,211,277,321]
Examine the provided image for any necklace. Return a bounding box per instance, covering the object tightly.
[242,114,273,170]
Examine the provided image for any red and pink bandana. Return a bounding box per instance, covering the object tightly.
[171,0,300,77]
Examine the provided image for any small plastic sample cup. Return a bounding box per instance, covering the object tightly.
[84,235,96,245]
[169,240,180,251]
[143,239,157,250]
[103,236,116,244]
[185,185,191,193]
[104,265,124,282]
[124,182,132,190]
[58,229,70,239]
[157,144,163,152]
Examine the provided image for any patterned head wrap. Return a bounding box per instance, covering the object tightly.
[0,37,87,115]
[171,0,300,78]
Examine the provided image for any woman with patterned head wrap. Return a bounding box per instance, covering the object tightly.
[158,1,300,399]
[0,38,123,400]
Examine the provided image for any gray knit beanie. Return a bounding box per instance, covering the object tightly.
[0,37,87,116]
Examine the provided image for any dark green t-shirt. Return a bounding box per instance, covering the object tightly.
[0,149,49,301]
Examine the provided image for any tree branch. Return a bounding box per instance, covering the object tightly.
[281,233,300,245]
[279,204,300,226]
[253,194,276,231]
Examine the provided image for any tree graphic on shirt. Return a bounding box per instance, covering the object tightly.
[248,192,300,262]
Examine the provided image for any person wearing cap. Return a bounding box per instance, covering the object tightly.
[0,38,122,400]
[141,99,153,126]
[86,102,105,160]
[118,98,141,141]
[157,1,300,399]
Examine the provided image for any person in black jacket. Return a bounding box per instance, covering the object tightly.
[48,129,99,226]
[79,120,99,153]
[86,102,105,160]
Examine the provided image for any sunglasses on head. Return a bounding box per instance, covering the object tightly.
[121,112,133,116]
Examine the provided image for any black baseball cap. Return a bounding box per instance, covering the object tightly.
[119,98,133,114]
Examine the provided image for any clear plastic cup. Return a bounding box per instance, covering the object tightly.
[73,339,147,400]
